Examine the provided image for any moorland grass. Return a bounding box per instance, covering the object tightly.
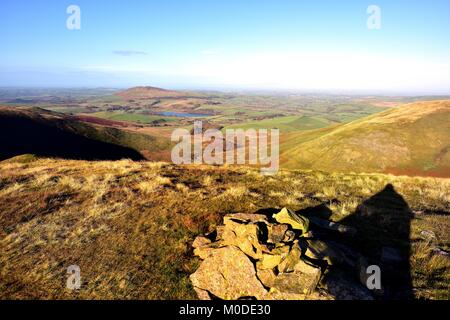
[0,158,448,299]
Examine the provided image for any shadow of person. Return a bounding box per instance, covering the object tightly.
[257,184,415,299]
[340,183,415,299]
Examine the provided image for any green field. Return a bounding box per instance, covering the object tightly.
[225,115,334,132]
[90,111,177,124]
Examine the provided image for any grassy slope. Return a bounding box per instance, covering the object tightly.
[280,100,450,177]
[225,115,334,132]
[0,158,448,299]
[72,122,171,157]
[0,107,172,160]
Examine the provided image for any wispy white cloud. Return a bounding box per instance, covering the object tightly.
[113,50,148,56]
[81,65,156,73]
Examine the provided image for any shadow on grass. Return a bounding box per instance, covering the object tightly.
[340,183,414,299]
[289,184,415,299]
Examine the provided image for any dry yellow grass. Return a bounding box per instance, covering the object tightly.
[0,158,448,299]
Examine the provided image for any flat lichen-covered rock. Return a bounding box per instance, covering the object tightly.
[273,208,309,234]
[190,246,268,300]
[272,266,321,296]
[278,241,302,273]
[267,224,289,243]
[220,218,265,259]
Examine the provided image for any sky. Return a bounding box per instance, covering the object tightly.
[0,0,449,94]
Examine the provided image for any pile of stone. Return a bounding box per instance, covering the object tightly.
[190,208,368,300]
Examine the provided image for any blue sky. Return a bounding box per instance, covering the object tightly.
[0,0,449,94]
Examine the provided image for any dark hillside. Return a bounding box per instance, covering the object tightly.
[0,107,144,161]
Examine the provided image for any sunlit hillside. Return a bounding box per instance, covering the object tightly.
[280,100,450,177]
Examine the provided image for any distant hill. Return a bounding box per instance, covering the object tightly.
[116,86,194,100]
[0,107,171,161]
[281,100,450,177]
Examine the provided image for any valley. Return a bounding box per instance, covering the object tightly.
[1,87,449,177]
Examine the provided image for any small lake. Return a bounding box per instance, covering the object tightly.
[158,111,211,118]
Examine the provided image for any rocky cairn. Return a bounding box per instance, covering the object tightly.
[190,208,355,300]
